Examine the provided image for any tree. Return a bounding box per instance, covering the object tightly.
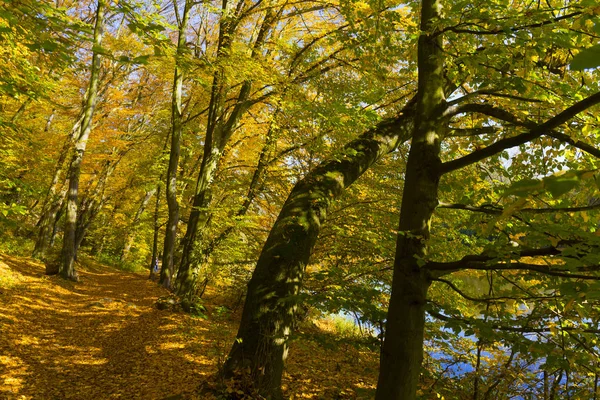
[174,0,408,303]
[160,0,194,289]
[221,0,600,397]
[58,0,106,280]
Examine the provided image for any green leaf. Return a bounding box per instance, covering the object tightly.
[559,282,588,296]
[570,45,600,71]
[132,55,150,64]
[91,44,111,56]
[504,178,542,197]
[543,173,579,198]
[40,40,58,52]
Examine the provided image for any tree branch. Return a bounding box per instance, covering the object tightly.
[440,11,583,36]
[432,277,556,303]
[440,92,600,174]
[445,126,502,137]
[547,131,600,159]
[429,260,600,280]
[427,309,600,334]
[438,202,600,214]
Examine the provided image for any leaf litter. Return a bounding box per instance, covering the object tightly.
[0,254,377,399]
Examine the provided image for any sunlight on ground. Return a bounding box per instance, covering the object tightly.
[0,253,378,399]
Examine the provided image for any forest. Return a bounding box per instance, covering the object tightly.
[1,0,600,398]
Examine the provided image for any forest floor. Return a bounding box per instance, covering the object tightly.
[0,253,378,400]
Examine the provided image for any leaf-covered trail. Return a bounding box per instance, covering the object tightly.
[0,255,224,399]
[0,254,378,399]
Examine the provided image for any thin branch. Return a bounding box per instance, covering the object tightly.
[547,131,600,159]
[429,260,600,280]
[440,91,600,174]
[445,126,502,137]
[443,103,526,125]
[432,277,557,303]
[427,309,600,334]
[440,11,583,36]
[438,202,600,214]
[447,89,544,107]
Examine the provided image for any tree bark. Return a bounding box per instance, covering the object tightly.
[35,116,82,261]
[59,0,105,280]
[120,188,156,262]
[175,7,275,300]
[375,1,445,398]
[221,106,415,397]
[149,183,162,279]
[160,0,193,289]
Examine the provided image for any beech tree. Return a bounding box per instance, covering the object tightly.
[221,0,600,398]
[3,0,600,398]
[57,0,106,280]
[172,0,407,301]
[160,0,194,289]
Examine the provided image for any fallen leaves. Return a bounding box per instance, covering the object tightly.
[0,253,379,399]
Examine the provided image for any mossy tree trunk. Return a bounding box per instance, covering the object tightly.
[221,109,415,398]
[375,1,445,398]
[160,0,193,289]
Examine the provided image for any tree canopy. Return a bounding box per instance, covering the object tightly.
[1,0,600,398]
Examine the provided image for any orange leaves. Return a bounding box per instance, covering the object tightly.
[0,253,379,399]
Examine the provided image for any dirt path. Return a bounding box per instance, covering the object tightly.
[0,255,222,400]
[0,254,378,400]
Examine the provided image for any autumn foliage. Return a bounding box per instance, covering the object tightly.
[1,0,600,399]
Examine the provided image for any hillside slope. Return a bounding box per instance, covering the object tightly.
[0,254,377,399]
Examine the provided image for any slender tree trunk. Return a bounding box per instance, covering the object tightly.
[375,1,445,398]
[175,148,220,296]
[544,370,549,400]
[34,117,82,261]
[49,201,65,247]
[35,73,116,261]
[150,183,162,279]
[549,370,563,400]
[221,108,415,397]
[44,108,56,133]
[160,0,192,289]
[197,115,278,272]
[175,9,276,300]
[120,188,156,261]
[59,0,105,280]
[73,158,119,258]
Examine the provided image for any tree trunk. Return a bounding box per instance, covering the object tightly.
[175,148,220,297]
[59,0,105,280]
[149,183,162,279]
[120,188,156,262]
[376,1,445,398]
[34,117,83,260]
[221,107,415,397]
[160,0,192,289]
[175,9,276,300]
